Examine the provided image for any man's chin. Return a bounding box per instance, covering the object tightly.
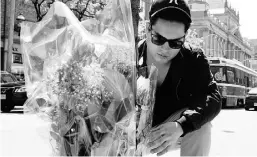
[154,56,172,64]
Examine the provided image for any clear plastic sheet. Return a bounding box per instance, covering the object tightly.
[20,1,136,156]
[136,65,158,156]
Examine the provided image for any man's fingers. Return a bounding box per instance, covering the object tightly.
[150,141,168,154]
[147,134,166,149]
[148,133,162,144]
[157,145,172,156]
[148,127,164,142]
[150,124,163,132]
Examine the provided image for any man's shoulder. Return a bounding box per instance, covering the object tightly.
[182,43,206,61]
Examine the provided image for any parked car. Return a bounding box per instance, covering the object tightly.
[245,87,257,111]
[1,71,27,112]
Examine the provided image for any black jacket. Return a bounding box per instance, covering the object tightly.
[138,40,222,136]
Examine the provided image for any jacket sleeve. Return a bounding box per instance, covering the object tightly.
[175,49,222,136]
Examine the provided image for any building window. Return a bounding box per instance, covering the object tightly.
[12,53,23,64]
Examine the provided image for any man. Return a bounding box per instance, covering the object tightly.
[137,0,222,156]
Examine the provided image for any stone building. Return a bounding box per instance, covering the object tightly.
[140,0,254,68]
[189,0,253,68]
[207,0,225,9]
[249,39,257,59]
[1,0,36,72]
[249,39,257,71]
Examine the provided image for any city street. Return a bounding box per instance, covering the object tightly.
[0,106,53,156]
[165,108,257,157]
[1,106,257,156]
[1,0,257,156]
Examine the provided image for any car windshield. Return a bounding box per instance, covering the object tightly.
[1,73,18,83]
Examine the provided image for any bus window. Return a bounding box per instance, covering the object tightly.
[235,69,240,85]
[239,70,244,85]
[249,75,253,87]
[243,72,246,86]
[244,75,249,87]
[252,76,255,87]
[241,70,245,86]
[253,76,257,87]
[227,70,235,84]
[210,66,226,83]
[226,66,235,84]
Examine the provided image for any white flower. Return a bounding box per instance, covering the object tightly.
[137,76,150,107]
[82,62,104,87]
[137,76,150,94]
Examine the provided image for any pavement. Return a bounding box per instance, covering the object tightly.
[0,107,53,156]
[1,107,257,156]
[164,108,257,157]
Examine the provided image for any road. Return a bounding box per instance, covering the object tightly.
[1,107,257,156]
[0,107,53,156]
[166,108,257,157]
[210,108,257,156]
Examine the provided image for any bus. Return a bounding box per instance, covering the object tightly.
[208,57,257,108]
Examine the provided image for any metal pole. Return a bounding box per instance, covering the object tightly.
[0,0,1,50]
[144,0,151,21]
[4,0,8,71]
[6,0,15,73]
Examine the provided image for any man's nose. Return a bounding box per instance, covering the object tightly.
[161,41,170,50]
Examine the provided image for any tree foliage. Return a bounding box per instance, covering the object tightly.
[24,0,140,43]
[185,29,204,48]
[24,0,139,39]
[24,0,106,21]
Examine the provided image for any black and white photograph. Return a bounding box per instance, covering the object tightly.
[1,0,257,156]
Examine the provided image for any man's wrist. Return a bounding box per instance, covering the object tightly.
[175,121,184,136]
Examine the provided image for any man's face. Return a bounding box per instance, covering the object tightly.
[146,18,186,64]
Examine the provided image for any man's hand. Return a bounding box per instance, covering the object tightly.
[146,122,183,156]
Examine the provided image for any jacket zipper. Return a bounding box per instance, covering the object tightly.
[176,78,181,101]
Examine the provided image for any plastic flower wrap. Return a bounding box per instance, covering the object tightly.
[135,65,158,156]
[20,0,136,156]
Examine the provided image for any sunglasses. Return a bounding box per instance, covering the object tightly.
[150,30,185,49]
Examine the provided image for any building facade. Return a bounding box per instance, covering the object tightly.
[249,39,257,71]
[207,0,225,9]
[189,0,253,68]
[1,0,36,74]
[141,0,254,68]
[249,39,257,59]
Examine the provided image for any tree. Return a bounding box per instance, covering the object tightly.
[130,0,140,44]
[24,0,140,46]
[24,0,106,21]
[185,29,204,48]
[25,0,140,40]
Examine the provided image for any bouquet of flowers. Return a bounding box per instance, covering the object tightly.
[20,0,136,156]
[135,65,158,156]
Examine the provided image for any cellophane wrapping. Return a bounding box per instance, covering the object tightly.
[20,0,136,156]
[135,65,158,156]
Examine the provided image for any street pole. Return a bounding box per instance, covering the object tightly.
[0,0,1,51]
[6,0,16,73]
[144,0,151,21]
